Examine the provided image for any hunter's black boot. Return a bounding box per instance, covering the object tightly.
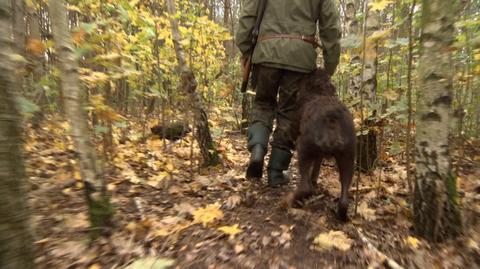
[246,122,270,179]
[267,147,292,187]
[246,144,266,179]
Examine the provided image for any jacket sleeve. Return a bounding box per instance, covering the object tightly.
[318,0,341,75]
[235,0,258,55]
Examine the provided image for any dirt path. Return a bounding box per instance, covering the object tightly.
[26,128,480,269]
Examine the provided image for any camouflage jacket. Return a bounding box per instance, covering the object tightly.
[236,0,341,74]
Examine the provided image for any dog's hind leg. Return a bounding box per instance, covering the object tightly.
[310,158,322,193]
[335,153,354,221]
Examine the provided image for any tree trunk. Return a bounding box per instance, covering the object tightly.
[49,0,113,239]
[28,4,48,128]
[413,0,462,242]
[355,0,380,173]
[12,0,27,95]
[345,1,361,95]
[12,0,27,58]
[166,0,220,166]
[0,1,35,268]
[405,0,416,194]
[223,0,234,60]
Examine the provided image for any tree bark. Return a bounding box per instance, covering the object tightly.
[413,0,462,242]
[12,0,27,57]
[49,0,113,239]
[166,0,220,166]
[354,0,379,173]
[223,0,234,59]
[0,1,35,268]
[345,1,361,95]
[405,0,416,195]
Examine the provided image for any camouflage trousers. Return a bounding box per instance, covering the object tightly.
[248,65,306,152]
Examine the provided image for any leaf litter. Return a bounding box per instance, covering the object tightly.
[26,119,480,268]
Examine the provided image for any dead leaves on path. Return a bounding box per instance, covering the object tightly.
[218,224,243,238]
[313,231,353,252]
[126,257,175,269]
[192,203,224,227]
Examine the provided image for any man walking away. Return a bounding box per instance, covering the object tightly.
[236,0,341,186]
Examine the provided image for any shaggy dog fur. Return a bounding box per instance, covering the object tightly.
[289,68,356,221]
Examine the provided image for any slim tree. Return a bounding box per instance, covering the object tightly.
[49,0,113,238]
[0,1,35,268]
[413,0,462,242]
[166,0,220,166]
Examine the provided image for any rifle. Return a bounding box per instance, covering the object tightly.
[240,0,267,93]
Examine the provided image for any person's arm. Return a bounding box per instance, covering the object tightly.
[318,0,341,76]
[235,0,258,56]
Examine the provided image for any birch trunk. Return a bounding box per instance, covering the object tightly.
[0,1,35,267]
[166,0,220,166]
[346,1,361,95]
[49,0,113,238]
[413,0,462,242]
[353,0,379,172]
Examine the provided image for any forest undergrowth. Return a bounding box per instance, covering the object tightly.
[27,117,480,269]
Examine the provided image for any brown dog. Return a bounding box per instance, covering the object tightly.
[290,68,356,221]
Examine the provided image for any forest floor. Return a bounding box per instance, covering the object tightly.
[27,118,480,269]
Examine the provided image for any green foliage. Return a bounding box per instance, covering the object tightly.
[87,195,115,239]
[16,96,40,117]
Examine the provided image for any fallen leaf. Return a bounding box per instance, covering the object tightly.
[193,203,224,227]
[122,167,142,184]
[50,241,87,259]
[468,239,479,251]
[218,224,242,237]
[126,257,175,269]
[224,195,242,210]
[234,244,245,254]
[165,162,175,172]
[89,264,102,269]
[405,236,421,249]
[358,202,377,221]
[168,185,185,195]
[64,212,89,229]
[279,231,292,245]
[173,202,196,216]
[313,231,353,251]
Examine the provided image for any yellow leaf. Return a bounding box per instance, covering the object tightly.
[165,162,175,172]
[95,53,122,61]
[62,188,72,195]
[26,0,34,8]
[313,231,353,251]
[193,203,224,227]
[218,224,242,237]
[368,0,393,11]
[66,4,82,13]
[89,263,101,269]
[74,170,82,180]
[10,54,27,63]
[381,88,398,101]
[368,29,391,42]
[26,38,45,56]
[405,236,420,249]
[72,29,86,45]
[358,202,377,221]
